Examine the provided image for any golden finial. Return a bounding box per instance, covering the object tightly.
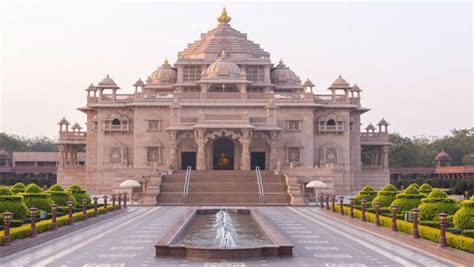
[164,58,169,64]
[217,7,231,24]
[278,58,284,65]
[220,50,227,58]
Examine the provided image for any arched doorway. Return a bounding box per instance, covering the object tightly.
[212,138,234,170]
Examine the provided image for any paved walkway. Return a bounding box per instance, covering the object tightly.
[0,206,455,267]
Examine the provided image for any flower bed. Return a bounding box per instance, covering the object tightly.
[0,204,114,245]
[333,204,474,253]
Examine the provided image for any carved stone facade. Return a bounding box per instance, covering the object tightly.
[57,9,390,196]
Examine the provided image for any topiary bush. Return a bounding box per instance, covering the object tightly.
[391,184,424,213]
[21,184,53,212]
[418,189,460,221]
[453,196,474,230]
[48,184,76,207]
[10,182,26,194]
[410,183,420,189]
[419,183,433,195]
[0,186,29,220]
[354,186,377,204]
[371,184,399,208]
[68,184,91,205]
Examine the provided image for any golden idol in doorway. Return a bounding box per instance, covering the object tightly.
[218,152,230,167]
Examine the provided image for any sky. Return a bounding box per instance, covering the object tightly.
[0,1,472,139]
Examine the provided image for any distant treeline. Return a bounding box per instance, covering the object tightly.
[0,132,58,153]
[389,128,474,168]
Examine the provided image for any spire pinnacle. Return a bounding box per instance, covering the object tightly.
[164,58,169,64]
[217,7,231,24]
[278,58,284,65]
[220,50,227,58]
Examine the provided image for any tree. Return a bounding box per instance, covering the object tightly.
[0,132,57,153]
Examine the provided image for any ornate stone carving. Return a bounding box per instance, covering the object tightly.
[168,131,178,170]
[195,129,206,170]
[204,129,243,143]
[109,146,122,163]
[320,142,343,165]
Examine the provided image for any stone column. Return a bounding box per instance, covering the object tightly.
[240,129,251,170]
[168,131,178,170]
[195,129,206,171]
[269,131,278,170]
[382,146,389,170]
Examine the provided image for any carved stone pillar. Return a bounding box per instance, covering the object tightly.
[195,129,206,171]
[382,146,389,170]
[269,131,278,170]
[240,129,251,170]
[168,131,178,170]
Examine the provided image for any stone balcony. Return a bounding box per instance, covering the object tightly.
[360,132,391,146]
[58,131,87,145]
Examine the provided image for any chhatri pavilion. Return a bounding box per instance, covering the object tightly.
[57,8,391,205]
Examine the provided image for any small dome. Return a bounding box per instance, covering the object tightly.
[148,59,177,85]
[435,150,452,161]
[377,118,389,126]
[97,75,119,89]
[71,122,82,130]
[0,149,9,157]
[350,84,362,92]
[58,117,70,125]
[270,59,302,86]
[329,75,351,89]
[365,123,376,131]
[133,78,145,87]
[205,51,241,79]
[85,83,97,92]
[302,78,315,88]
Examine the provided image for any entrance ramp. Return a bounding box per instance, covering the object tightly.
[156,170,291,206]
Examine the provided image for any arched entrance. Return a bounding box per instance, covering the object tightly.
[212,138,234,170]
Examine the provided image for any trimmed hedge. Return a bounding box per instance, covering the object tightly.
[418,189,460,221]
[0,195,29,221]
[10,183,26,194]
[0,186,13,196]
[453,196,474,230]
[47,184,77,207]
[0,205,114,245]
[335,205,474,253]
[371,184,399,208]
[49,184,65,192]
[354,186,377,204]
[392,184,424,213]
[419,183,433,195]
[68,184,91,205]
[21,184,54,212]
[462,229,474,238]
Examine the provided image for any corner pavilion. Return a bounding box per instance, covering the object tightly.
[57,8,391,205]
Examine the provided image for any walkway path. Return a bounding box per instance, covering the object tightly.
[0,206,455,267]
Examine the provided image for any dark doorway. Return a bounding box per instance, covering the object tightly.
[251,152,266,170]
[181,152,196,170]
[213,138,234,170]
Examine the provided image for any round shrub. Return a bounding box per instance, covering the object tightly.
[354,186,377,204]
[0,195,29,220]
[391,184,424,213]
[453,196,474,230]
[371,184,399,208]
[418,189,460,221]
[22,184,53,211]
[410,183,420,189]
[419,183,433,195]
[0,186,14,196]
[49,184,65,192]
[11,182,26,194]
[68,184,91,205]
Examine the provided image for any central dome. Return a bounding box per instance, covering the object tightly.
[205,51,241,79]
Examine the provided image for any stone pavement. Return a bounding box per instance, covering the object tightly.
[0,206,456,267]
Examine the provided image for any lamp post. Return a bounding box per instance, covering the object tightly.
[93,196,98,217]
[391,204,398,232]
[82,199,87,221]
[103,195,108,214]
[361,200,366,222]
[111,193,116,211]
[339,196,344,215]
[51,204,58,231]
[331,195,336,212]
[67,201,73,225]
[325,194,330,211]
[29,208,37,237]
[439,212,448,248]
[412,208,419,238]
[2,212,13,246]
[374,202,380,226]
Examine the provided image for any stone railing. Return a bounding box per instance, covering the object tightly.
[435,165,474,174]
[314,94,349,104]
[361,165,384,172]
[59,131,87,140]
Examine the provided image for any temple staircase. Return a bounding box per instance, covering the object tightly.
[155,170,291,205]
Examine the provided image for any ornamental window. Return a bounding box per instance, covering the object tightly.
[147,120,161,131]
[287,148,300,163]
[246,66,264,82]
[286,120,301,131]
[147,147,161,163]
[103,115,130,134]
[183,65,201,81]
[317,116,345,134]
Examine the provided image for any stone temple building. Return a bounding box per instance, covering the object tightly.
[57,8,391,205]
